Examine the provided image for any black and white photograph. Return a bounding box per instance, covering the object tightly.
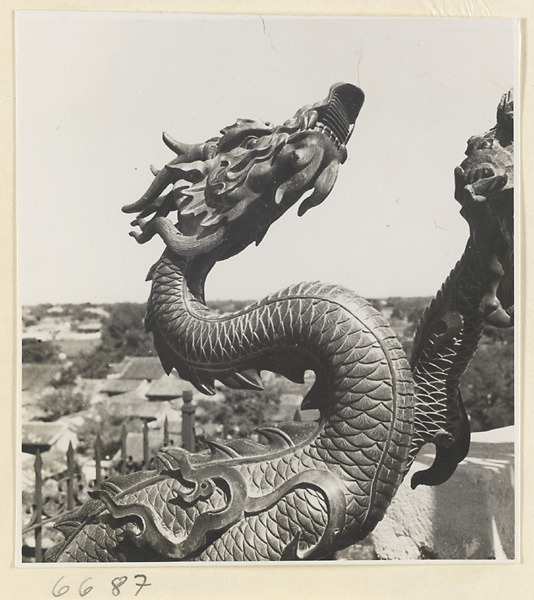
[17,13,518,566]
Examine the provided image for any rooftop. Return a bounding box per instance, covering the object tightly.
[105,394,182,424]
[22,421,69,447]
[116,357,167,381]
[100,378,143,396]
[76,322,102,332]
[146,373,194,400]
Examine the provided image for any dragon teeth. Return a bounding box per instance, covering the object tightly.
[312,123,341,148]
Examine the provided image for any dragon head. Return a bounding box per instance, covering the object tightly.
[454,90,514,327]
[123,83,364,262]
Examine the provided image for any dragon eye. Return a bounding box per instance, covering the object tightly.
[245,137,259,148]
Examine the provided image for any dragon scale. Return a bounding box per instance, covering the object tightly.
[47,84,514,562]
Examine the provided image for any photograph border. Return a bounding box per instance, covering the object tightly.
[3,1,532,598]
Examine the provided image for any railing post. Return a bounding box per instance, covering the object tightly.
[181,390,196,452]
[95,434,103,485]
[66,442,75,511]
[163,416,169,447]
[143,421,149,469]
[34,450,43,563]
[120,423,127,474]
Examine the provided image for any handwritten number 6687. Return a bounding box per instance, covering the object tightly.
[52,575,151,597]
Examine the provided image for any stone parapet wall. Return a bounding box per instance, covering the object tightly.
[337,427,515,561]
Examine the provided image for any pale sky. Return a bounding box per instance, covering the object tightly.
[16,13,517,305]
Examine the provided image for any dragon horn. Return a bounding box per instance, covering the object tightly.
[162,133,206,160]
[297,160,339,217]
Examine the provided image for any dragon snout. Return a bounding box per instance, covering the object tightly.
[317,83,364,146]
[302,83,364,153]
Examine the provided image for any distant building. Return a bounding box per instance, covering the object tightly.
[22,422,78,456]
[82,306,110,319]
[113,356,168,381]
[104,392,182,429]
[108,357,223,401]
[21,330,53,342]
[145,373,195,401]
[22,316,71,341]
[100,378,145,396]
[75,322,101,334]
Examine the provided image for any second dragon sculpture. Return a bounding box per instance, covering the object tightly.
[47,84,514,562]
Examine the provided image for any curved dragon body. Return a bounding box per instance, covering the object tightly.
[408,247,487,487]
[147,256,413,557]
[47,85,514,562]
[52,275,412,561]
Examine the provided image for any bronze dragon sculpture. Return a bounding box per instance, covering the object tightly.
[46,84,514,562]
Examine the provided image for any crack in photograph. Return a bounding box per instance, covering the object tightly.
[17,13,518,564]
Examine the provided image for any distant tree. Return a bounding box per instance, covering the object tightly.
[75,410,124,457]
[209,299,253,314]
[367,299,382,312]
[73,350,112,379]
[461,339,514,432]
[390,307,403,321]
[481,323,514,344]
[387,297,432,320]
[51,363,78,388]
[22,315,37,328]
[99,303,153,359]
[29,303,53,321]
[38,387,87,421]
[401,338,414,362]
[74,303,154,378]
[196,376,288,439]
[21,338,60,364]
